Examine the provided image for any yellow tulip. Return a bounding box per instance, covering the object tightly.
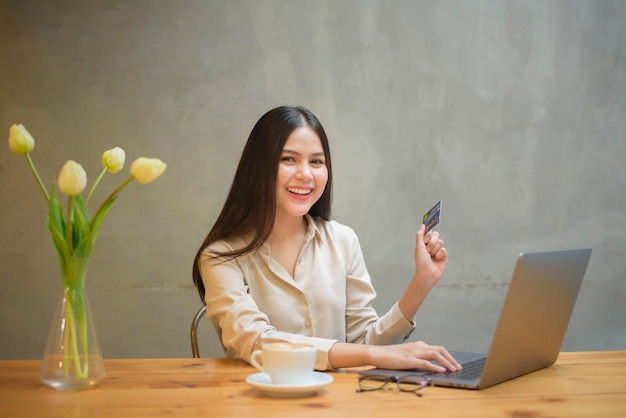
[130,157,167,184]
[102,147,125,173]
[8,124,35,155]
[58,160,87,196]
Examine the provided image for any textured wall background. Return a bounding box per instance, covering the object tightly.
[1,0,624,360]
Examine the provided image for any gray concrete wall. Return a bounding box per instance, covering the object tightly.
[1,0,624,360]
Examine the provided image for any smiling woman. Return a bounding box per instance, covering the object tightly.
[191,106,460,375]
[275,126,328,221]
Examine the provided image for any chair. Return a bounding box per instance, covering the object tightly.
[190,304,207,358]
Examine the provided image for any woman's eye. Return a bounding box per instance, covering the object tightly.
[280,156,295,162]
[311,159,325,165]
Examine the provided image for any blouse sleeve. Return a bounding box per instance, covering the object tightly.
[343,230,416,345]
[199,245,338,370]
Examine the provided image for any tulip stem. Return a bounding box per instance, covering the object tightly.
[92,175,135,224]
[66,196,74,255]
[25,153,50,202]
[85,167,107,205]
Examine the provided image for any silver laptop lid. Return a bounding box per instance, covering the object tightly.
[479,248,592,388]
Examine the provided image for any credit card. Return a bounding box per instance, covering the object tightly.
[422,200,442,233]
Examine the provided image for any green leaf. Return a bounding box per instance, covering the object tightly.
[73,236,94,259]
[73,195,91,232]
[72,194,92,256]
[49,226,70,278]
[47,188,67,249]
[47,186,66,236]
[47,186,71,277]
[90,195,118,242]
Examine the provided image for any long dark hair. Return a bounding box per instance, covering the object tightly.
[192,106,333,301]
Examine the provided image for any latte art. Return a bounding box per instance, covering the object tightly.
[265,342,313,350]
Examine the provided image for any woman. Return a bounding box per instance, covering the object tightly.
[192,105,461,373]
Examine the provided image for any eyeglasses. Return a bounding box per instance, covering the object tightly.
[356,374,430,397]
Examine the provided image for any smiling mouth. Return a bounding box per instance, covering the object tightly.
[287,187,312,195]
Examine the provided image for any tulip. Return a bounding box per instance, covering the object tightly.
[8,124,35,155]
[58,160,87,196]
[102,147,125,173]
[130,157,167,184]
[8,119,167,384]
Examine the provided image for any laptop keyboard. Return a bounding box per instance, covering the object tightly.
[431,356,486,380]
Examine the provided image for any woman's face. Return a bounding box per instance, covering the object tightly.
[275,126,328,220]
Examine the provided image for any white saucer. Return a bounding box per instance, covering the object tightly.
[246,372,333,397]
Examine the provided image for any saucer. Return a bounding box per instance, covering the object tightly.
[246,372,333,397]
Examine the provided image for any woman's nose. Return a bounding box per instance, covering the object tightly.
[296,163,313,179]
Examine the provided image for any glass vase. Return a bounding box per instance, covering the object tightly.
[40,284,106,390]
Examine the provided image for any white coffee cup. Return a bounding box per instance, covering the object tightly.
[249,342,317,385]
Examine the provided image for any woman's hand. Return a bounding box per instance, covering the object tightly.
[372,341,461,372]
[398,225,448,321]
[328,341,462,372]
[368,341,461,373]
[414,224,448,292]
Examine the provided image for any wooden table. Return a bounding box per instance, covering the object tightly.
[0,351,625,417]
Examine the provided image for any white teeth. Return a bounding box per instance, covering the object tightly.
[288,187,310,195]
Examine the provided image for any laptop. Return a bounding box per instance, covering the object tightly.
[361,248,592,390]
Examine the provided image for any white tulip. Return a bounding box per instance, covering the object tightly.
[130,157,167,184]
[58,160,87,196]
[8,124,35,155]
[102,147,126,173]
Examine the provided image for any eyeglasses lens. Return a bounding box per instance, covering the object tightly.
[358,375,428,395]
[358,376,389,391]
[397,378,427,392]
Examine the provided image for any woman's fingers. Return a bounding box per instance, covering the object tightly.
[369,342,461,372]
[433,349,462,371]
[410,341,462,372]
[424,231,444,254]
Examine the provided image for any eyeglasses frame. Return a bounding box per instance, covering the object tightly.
[356,373,431,397]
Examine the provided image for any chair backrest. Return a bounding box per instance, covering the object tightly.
[190,305,207,358]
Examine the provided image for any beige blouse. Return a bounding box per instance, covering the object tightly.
[199,215,415,370]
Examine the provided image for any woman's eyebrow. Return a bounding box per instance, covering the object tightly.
[282,149,325,157]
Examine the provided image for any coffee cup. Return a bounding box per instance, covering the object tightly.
[249,342,316,385]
